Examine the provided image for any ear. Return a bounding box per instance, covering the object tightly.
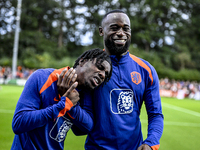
[99,26,104,36]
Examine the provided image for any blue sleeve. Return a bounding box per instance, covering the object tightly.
[12,70,73,134]
[68,90,94,135]
[143,65,164,147]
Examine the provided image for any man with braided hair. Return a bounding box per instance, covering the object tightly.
[11,48,112,150]
[73,48,112,84]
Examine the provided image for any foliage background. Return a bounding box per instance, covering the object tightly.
[1,0,200,81]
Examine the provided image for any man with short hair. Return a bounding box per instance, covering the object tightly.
[11,48,112,150]
[74,10,164,150]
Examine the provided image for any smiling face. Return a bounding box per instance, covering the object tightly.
[99,12,131,56]
[76,59,111,90]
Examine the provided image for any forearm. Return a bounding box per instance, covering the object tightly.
[12,97,73,134]
[67,104,93,133]
[12,107,49,134]
[143,113,164,146]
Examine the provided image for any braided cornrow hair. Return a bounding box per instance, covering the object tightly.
[73,48,112,83]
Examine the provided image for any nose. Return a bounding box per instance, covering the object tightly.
[98,71,105,80]
[116,28,125,36]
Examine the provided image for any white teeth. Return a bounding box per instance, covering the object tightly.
[94,78,98,84]
[115,40,125,42]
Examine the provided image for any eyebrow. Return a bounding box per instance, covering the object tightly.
[109,24,130,28]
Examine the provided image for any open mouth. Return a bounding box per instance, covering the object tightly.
[114,39,126,45]
[93,76,101,87]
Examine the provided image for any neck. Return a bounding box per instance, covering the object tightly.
[121,51,128,56]
[104,48,128,56]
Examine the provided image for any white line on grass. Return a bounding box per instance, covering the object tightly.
[164,121,200,127]
[162,102,200,117]
[141,120,200,127]
[0,109,14,114]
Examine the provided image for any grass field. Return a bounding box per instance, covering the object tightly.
[0,84,200,150]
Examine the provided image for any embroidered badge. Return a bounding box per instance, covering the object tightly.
[110,89,134,114]
[49,117,73,142]
[131,71,142,85]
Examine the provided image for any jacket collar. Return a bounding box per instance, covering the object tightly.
[110,51,130,64]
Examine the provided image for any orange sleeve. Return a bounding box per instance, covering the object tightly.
[151,144,160,150]
[40,67,69,94]
[57,97,73,118]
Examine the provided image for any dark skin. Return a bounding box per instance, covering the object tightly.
[99,13,152,150]
[56,59,111,106]
[56,68,79,105]
[99,13,131,56]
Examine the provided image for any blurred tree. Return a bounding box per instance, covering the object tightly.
[0,0,199,80]
[0,0,16,35]
[0,0,15,59]
[173,0,200,71]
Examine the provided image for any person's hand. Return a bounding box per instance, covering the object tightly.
[137,144,152,150]
[56,68,77,97]
[63,81,80,106]
[56,68,79,105]
[55,82,79,118]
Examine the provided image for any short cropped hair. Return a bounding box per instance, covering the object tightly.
[101,9,126,26]
[73,48,112,83]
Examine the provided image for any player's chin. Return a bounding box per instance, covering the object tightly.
[84,81,95,90]
[89,83,96,90]
[90,79,100,89]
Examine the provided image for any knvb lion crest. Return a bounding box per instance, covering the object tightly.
[117,91,133,114]
[131,71,141,85]
[110,89,134,114]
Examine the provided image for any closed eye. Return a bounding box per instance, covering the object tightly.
[97,64,104,70]
[96,64,109,78]
[110,27,118,31]
[110,25,119,31]
[123,27,131,32]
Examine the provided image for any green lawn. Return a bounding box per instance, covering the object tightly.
[0,85,200,150]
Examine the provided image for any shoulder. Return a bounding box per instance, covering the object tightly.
[29,68,55,78]
[26,68,55,85]
[129,53,156,72]
[25,68,58,94]
[128,53,159,84]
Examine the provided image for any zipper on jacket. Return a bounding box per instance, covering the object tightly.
[117,61,123,82]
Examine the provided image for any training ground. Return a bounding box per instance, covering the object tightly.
[0,85,200,150]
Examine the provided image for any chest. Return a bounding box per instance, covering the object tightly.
[111,63,147,95]
[40,82,59,108]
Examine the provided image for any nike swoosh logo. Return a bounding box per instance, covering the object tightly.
[54,97,59,101]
